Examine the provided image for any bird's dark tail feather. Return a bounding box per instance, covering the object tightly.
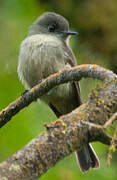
[75,143,99,173]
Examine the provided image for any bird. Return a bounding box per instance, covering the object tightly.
[17,12,99,173]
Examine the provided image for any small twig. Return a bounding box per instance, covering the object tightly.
[106,113,117,166]
[103,112,117,129]
[107,125,117,166]
[82,121,112,145]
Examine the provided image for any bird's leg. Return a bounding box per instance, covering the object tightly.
[64,63,72,70]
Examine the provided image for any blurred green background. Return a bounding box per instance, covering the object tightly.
[0,0,117,179]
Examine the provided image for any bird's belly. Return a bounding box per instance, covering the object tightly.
[40,82,78,115]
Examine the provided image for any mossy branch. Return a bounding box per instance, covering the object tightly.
[0,64,117,180]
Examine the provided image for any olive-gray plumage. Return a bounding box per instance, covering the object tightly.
[18,12,99,173]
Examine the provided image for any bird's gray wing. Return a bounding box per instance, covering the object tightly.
[63,44,82,106]
[63,46,100,173]
[49,44,82,117]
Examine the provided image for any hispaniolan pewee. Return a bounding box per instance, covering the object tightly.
[18,12,99,173]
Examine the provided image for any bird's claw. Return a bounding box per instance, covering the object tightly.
[21,90,29,97]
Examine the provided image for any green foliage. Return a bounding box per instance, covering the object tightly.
[0,0,117,180]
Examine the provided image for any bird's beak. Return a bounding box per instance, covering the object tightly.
[61,31,78,35]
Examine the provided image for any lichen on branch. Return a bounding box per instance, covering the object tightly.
[0,65,117,179]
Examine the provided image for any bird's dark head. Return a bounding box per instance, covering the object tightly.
[28,12,78,40]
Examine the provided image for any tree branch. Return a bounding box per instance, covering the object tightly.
[0,65,117,179]
[0,64,116,128]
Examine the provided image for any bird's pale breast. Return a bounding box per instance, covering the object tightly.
[18,34,78,114]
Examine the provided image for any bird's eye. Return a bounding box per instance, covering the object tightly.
[48,24,56,32]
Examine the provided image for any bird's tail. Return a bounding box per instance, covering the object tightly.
[75,143,99,173]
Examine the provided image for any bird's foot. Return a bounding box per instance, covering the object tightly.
[38,79,44,84]
[21,90,29,97]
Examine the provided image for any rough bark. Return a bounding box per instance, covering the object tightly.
[0,65,117,180]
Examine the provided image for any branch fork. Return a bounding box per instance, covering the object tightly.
[0,64,117,179]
